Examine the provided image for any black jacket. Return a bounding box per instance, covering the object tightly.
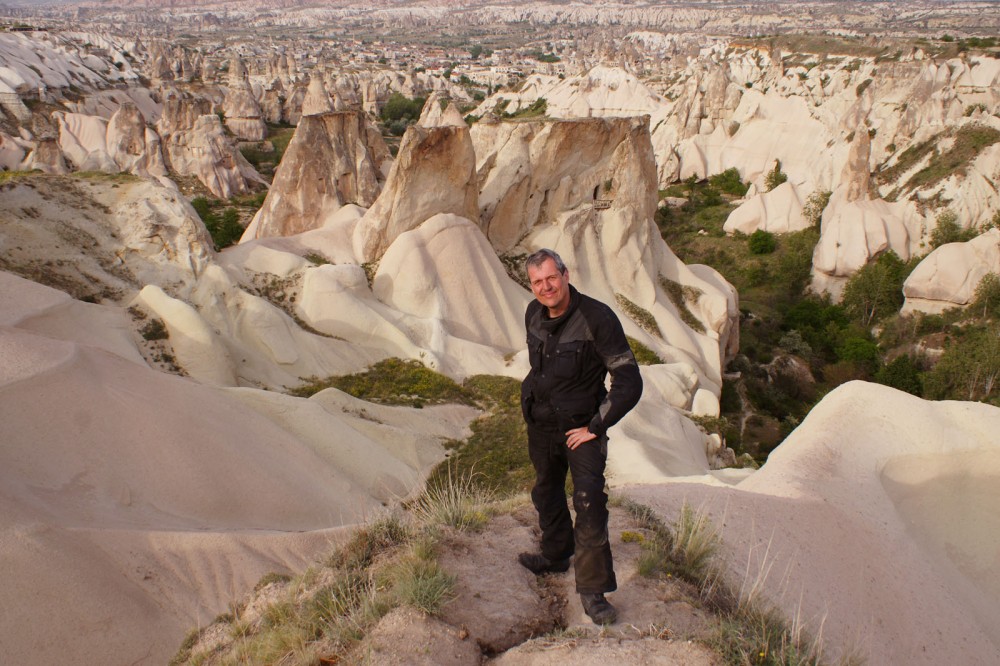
[521,285,643,437]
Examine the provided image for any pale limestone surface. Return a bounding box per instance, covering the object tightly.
[723,181,808,234]
[903,228,1000,313]
[0,269,477,666]
[626,381,1000,666]
[811,186,925,298]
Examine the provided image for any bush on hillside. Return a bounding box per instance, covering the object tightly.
[748,229,777,254]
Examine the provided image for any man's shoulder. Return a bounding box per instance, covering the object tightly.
[576,291,618,322]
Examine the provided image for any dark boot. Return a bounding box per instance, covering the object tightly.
[518,552,571,574]
[581,592,617,624]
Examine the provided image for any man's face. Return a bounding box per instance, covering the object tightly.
[527,258,571,316]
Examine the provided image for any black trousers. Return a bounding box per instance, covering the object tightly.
[527,426,616,594]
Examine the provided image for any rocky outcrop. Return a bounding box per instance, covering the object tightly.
[353,124,479,262]
[724,181,807,234]
[902,229,1000,313]
[418,91,467,128]
[161,114,265,199]
[301,76,334,117]
[244,111,387,240]
[223,57,268,141]
[107,103,168,179]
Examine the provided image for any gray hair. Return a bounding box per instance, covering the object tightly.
[524,248,567,275]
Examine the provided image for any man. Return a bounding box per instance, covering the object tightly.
[518,248,643,625]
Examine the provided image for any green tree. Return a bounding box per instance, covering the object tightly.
[764,160,788,192]
[923,324,1000,402]
[841,251,913,327]
[874,354,923,395]
[929,209,977,248]
[972,272,1000,319]
[802,190,832,227]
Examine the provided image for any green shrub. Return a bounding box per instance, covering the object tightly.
[381,92,425,123]
[929,209,977,248]
[836,336,882,374]
[972,272,1000,319]
[923,324,1000,403]
[802,190,831,227]
[841,251,914,327]
[874,355,923,395]
[709,167,748,197]
[764,160,787,191]
[748,229,777,255]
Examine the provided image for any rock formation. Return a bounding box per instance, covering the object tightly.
[352,123,479,262]
[723,181,807,235]
[903,228,1000,313]
[243,111,387,240]
[157,91,266,199]
[223,57,268,141]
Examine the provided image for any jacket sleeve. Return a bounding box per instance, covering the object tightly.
[587,306,643,438]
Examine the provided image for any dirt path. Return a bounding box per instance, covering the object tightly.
[353,503,724,664]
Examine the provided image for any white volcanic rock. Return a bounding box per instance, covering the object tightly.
[55,112,116,172]
[723,181,808,234]
[224,78,268,141]
[161,113,266,199]
[0,270,475,666]
[372,213,530,371]
[474,116,738,415]
[811,186,925,298]
[22,138,68,174]
[418,91,467,128]
[301,75,334,117]
[157,90,212,135]
[244,111,387,240]
[106,102,168,180]
[479,66,664,119]
[222,57,267,140]
[902,229,1000,313]
[0,131,26,169]
[626,381,1000,665]
[353,124,478,262]
[0,176,211,302]
[296,215,529,379]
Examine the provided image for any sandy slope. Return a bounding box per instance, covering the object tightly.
[0,271,477,664]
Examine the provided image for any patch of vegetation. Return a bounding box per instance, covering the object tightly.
[748,229,777,255]
[615,293,662,338]
[802,190,831,227]
[140,318,169,341]
[659,276,706,333]
[72,170,141,183]
[619,498,826,665]
[627,335,662,365]
[841,251,918,327]
[498,251,530,290]
[425,374,533,496]
[304,252,330,265]
[292,358,478,407]
[0,169,41,186]
[929,209,978,248]
[503,97,547,120]
[881,125,1000,194]
[709,168,749,197]
[764,160,788,192]
[190,196,245,250]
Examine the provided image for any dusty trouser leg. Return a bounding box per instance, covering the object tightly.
[568,435,615,594]
[528,428,575,562]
